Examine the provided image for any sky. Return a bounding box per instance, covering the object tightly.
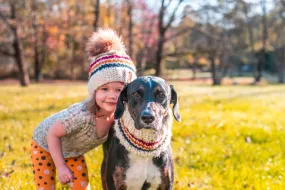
[145,0,275,25]
[146,0,275,16]
[181,0,274,12]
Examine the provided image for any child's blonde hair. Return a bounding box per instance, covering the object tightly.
[85,95,99,115]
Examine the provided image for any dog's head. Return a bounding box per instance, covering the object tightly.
[114,76,181,131]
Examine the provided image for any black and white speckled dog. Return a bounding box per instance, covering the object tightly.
[101,76,181,190]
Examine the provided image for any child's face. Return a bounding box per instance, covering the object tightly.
[95,82,124,114]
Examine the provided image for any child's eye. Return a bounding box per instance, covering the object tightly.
[101,88,108,91]
[116,89,122,93]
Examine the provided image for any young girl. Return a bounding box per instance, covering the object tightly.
[30,28,136,190]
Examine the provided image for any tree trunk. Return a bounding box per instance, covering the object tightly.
[242,1,256,78]
[242,1,255,53]
[118,2,126,35]
[192,56,198,80]
[40,24,48,76]
[93,0,100,31]
[155,0,165,77]
[220,55,229,79]
[155,35,164,77]
[255,50,264,82]
[155,0,182,77]
[277,47,285,83]
[32,1,41,82]
[210,55,220,85]
[255,0,268,83]
[34,44,41,82]
[126,0,133,59]
[10,4,30,86]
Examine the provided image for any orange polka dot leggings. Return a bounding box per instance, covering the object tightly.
[30,140,90,190]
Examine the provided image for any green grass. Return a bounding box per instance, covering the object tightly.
[1,82,285,189]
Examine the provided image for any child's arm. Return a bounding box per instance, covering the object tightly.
[47,120,74,184]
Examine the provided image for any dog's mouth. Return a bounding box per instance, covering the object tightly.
[137,122,160,131]
[121,118,165,147]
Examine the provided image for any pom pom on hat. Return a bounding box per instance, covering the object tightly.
[86,28,127,58]
[86,28,136,98]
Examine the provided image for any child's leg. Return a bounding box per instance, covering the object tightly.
[30,140,56,190]
[65,155,90,190]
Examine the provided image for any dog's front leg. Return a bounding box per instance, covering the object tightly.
[103,137,129,190]
[154,149,174,190]
[157,165,174,190]
[112,166,128,190]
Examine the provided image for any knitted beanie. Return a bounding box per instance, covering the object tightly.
[86,28,137,98]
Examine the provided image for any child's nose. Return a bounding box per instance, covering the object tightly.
[108,92,118,99]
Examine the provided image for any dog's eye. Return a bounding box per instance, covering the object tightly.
[132,92,140,98]
[158,93,166,99]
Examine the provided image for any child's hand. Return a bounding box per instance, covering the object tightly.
[57,165,74,184]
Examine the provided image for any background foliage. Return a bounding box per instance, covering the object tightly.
[0,0,284,85]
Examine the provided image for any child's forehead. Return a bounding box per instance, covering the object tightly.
[100,81,125,87]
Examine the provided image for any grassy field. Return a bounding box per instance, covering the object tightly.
[1,82,285,189]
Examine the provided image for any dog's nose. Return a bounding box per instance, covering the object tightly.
[141,113,155,124]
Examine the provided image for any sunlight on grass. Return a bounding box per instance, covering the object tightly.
[1,83,285,189]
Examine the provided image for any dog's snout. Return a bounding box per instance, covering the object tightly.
[141,112,155,124]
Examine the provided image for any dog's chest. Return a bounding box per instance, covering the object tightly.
[125,152,161,189]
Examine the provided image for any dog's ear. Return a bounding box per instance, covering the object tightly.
[114,85,128,119]
[170,85,181,122]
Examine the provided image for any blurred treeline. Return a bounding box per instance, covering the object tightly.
[0,0,284,86]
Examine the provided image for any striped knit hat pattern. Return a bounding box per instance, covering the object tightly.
[86,28,136,97]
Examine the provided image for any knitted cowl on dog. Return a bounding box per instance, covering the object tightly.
[86,28,137,98]
[114,106,172,157]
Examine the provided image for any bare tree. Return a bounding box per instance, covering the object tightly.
[155,0,183,77]
[126,0,133,59]
[275,0,285,83]
[255,0,268,83]
[32,1,40,81]
[241,0,256,80]
[94,0,100,31]
[32,0,47,82]
[0,1,30,86]
[276,47,285,83]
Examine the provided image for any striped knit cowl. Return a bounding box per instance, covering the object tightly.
[114,106,172,157]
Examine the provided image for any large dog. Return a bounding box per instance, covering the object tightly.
[101,76,180,190]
